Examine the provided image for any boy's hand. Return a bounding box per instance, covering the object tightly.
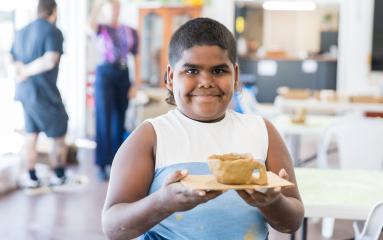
[157,170,223,213]
[236,169,289,208]
[14,62,27,83]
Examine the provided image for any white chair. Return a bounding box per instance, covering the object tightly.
[236,86,258,114]
[237,86,280,119]
[317,117,383,238]
[317,117,383,169]
[353,202,383,240]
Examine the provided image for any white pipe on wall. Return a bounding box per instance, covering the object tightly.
[337,0,379,94]
[57,0,87,139]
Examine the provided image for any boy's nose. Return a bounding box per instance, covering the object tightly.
[198,72,214,88]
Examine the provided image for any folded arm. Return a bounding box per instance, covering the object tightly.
[14,51,61,82]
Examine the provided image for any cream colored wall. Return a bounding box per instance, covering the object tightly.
[318,6,339,31]
[202,0,235,32]
[263,11,320,56]
[244,8,263,45]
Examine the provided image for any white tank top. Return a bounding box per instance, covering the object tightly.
[146,109,269,169]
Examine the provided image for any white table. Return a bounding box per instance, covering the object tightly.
[270,114,338,166]
[274,96,383,115]
[294,168,383,239]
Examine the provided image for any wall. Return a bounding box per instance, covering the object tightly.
[122,0,235,30]
[244,7,263,46]
[205,1,338,58]
[121,0,140,27]
[202,0,235,32]
[263,10,320,56]
[212,0,383,95]
[57,0,87,139]
[337,0,383,94]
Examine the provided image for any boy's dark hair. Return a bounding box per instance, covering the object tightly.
[38,0,57,18]
[165,18,237,105]
[168,17,237,67]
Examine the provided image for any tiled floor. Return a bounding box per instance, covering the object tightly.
[0,143,381,240]
[0,149,107,240]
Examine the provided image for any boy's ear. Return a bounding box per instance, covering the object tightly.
[234,63,239,89]
[166,64,174,91]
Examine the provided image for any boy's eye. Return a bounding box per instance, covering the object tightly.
[212,68,227,75]
[186,69,199,75]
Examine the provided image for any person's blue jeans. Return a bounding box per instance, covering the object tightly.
[94,63,130,169]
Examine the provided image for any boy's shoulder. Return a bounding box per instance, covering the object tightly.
[229,110,264,122]
[147,109,176,120]
[143,109,177,127]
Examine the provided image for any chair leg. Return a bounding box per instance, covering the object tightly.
[321,217,335,238]
[352,220,365,240]
[302,218,308,240]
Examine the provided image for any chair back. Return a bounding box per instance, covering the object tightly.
[318,118,383,239]
[357,202,383,240]
[318,118,383,170]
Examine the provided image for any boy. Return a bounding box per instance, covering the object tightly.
[102,18,304,239]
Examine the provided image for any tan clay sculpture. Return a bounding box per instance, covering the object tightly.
[290,107,307,124]
[208,153,267,185]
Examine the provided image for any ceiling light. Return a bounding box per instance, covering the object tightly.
[262,1,317,11]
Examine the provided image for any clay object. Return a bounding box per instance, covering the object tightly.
[291,107,307,124]
[208,153,267,185]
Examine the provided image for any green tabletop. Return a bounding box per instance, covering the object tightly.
[295,168,383,220]
[270,114,338,135]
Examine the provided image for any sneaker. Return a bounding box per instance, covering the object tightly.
[50,174,88,192]
[21,177,42,189]
[20,176,50,195]
[49,175,67,186]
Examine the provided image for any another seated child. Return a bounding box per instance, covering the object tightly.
[102,17,304,240]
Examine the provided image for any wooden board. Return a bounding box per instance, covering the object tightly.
[181,171,294,190]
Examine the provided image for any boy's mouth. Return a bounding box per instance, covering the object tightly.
[189,89,224,97]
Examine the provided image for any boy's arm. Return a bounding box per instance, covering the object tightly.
[102,122,221,239]
[237,118,304,233]
[102,122,168,239]
[258,119,304,233]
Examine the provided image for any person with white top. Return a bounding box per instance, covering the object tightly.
[102,18,304,240]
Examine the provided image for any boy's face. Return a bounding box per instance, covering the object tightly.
[167,45,238,122]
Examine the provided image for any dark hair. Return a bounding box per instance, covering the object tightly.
[168,18,237,67]
[165,18,237,105]
[38,0,57,18]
